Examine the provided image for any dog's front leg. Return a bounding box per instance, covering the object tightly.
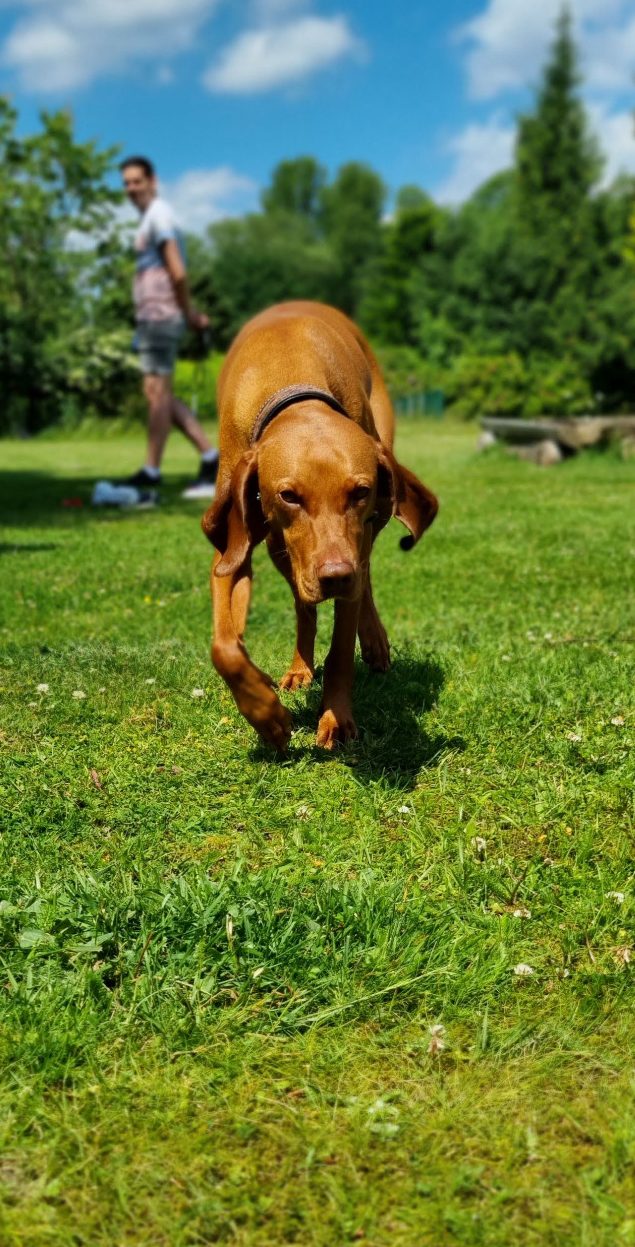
[316,597,360,749]
[211,553,292,751]
[279,597,317,691]
[358,567,390,672]
[267,538,317,691]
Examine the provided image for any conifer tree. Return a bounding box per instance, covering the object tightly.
[512,6,602,351]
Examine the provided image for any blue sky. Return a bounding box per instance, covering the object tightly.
[1,0,634,230]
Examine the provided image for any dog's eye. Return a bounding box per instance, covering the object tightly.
[279,489,302,506]
[349,485,371,504]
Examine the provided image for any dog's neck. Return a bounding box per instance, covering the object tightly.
[250,384,351,445]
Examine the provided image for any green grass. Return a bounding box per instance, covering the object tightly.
[1,423,634,1246]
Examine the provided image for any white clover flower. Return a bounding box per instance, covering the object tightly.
[472,836,487,860]
[513,963,534,977]
[191,688,205,698]
[72,690,86,700]
[145,678,156,685]
[428,1023,446,1055]
[607,891,625,905]
[36,683,49,693]
[566,731,582,743]
[513,907,532,920]
[398,804,412,815]
[611,716,625,727]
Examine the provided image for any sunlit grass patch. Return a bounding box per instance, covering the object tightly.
[1,424,634,1245]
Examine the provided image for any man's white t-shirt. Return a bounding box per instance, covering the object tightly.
[133,197,185,323]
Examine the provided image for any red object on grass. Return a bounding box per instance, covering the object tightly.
[61,497,84,508]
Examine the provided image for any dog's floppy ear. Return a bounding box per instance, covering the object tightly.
[376,444,439,550]
[202,448,267,576]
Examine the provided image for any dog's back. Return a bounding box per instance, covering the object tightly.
[217,301,395,473]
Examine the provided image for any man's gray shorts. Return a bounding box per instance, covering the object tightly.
[136,319,183,376]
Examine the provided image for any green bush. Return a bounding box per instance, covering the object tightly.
[40,327,142,425]
[525,357,594,415]
[441,351,596,419]
[173,352,225,420]
[444,353,528,419]
[372,344,441,398]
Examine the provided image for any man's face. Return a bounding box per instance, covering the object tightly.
[122,165,155,212]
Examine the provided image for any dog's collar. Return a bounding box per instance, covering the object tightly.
[250,384,351,444]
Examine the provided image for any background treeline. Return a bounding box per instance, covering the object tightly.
[2,9,635,434]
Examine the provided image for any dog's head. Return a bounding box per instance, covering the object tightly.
[203,409,438,604]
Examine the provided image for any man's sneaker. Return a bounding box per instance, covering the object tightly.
[125,468,162,490]
[181,459,218,500]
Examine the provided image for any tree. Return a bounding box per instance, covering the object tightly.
[261,156,327,232]
[0,98,131,432]
[360,190,439,346]
[512,6,602,353]
[321,162,386,315]
[204,212,337,346]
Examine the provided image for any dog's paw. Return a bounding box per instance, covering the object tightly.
[237,682,293,751]
[316,707,358,751]
[358,619,391,672]
[279,665,314,692]
[256,698,293,751]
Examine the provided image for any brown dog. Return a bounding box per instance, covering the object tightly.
[202,301,438,751]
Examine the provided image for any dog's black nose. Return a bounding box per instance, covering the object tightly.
[317,560,355,597]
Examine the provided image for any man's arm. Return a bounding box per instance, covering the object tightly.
[159,238,209,331]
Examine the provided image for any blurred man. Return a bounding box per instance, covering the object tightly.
[121,155,218,501]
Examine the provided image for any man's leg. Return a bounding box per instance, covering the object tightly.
[171,394,214,454]
[144,373,173,469]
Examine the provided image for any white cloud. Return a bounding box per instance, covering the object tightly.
[435,117,515,204]
[588,104,635,185]
[459,0,634,101]
[2,0,218,91]
[203,14,363,94]
[161,167,258,233]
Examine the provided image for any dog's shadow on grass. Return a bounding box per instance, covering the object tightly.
[251,652,464,789]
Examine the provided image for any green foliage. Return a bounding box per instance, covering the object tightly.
[173,352,225,419]
[360,196,439,345]
[372,344,438,397]
[205,212,338,345]
[320,162,386,314]
[514,8,602,231]
[42,327,140,416]
[443,352,595,419]
[0,97,127,433]
[509,8,603,361]
[525,356,594,416]
[444,353,529,419]
[261,155,327,226]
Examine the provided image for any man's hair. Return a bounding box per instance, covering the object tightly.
[120,156,155,179]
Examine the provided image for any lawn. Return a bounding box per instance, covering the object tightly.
[1,422,634,1246]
